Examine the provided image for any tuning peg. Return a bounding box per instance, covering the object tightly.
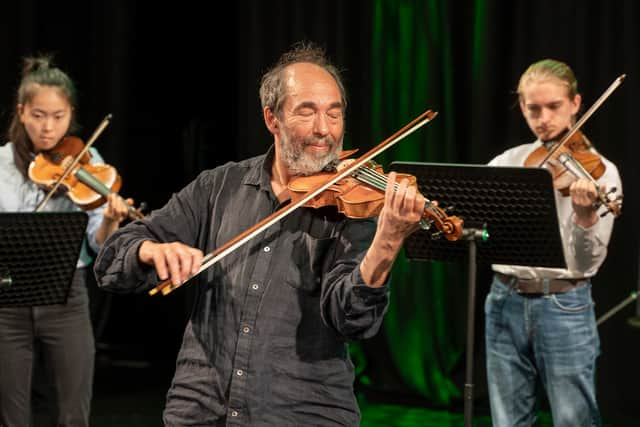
[430,231,443,239]
[419,219,433,230]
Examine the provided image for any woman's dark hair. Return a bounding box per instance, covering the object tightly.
[7,54,78,178]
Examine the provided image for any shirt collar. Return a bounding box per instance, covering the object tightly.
[241,144,275,194]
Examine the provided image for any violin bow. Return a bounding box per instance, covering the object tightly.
[538,74,625,167]
[35,114,113,212]
[150,109,438,296]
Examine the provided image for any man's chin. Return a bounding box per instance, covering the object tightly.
[538,133,555,143]
[292,154,339,176]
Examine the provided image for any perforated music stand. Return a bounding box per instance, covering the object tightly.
[389,161,567,427]
[0,212,88,308]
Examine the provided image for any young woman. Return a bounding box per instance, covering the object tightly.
[0,55,131,426]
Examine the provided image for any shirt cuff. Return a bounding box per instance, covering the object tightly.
[350,267,390,304]
[124,240,158,284]
[572,218,599,240]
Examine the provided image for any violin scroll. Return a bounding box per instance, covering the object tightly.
[420,201,464,241]
[596,185,623,218]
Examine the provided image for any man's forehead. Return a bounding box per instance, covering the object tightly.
[284,63,335,88]
[282,64,342,107]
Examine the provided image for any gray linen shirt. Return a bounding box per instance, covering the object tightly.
[94,146,390,426]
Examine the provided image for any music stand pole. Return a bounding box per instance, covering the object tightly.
[462,228,488,427]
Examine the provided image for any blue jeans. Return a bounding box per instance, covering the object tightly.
[484,275,601,427]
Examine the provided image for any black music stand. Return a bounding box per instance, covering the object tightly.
[0,212,88,307]
[389,161,567,427]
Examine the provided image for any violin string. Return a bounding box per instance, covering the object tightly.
[353,167,444,223]
[354,166,436,205]
[352,168,386,190]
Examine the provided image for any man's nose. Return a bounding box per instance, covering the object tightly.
[313,113,329,136]
[539,108,552,123]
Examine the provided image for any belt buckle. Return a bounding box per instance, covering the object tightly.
[542,278,550,296]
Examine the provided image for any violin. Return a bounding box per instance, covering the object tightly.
[150,109,451,296]
[524,129,605,196]
[288,160,463,241]
[523,75,625,218]
[29,135,145,220]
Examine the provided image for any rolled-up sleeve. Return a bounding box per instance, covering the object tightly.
[94,171,211,293]
[94,233,157,293]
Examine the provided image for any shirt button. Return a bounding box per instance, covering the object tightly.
[230,410,239,417]
[263,246,271,252]
[236,369,244,376]
[242,326,250,334]
[251,284,260,291]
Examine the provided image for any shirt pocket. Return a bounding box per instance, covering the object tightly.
[285,234,336,292]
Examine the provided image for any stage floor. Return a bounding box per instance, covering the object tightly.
[33,354,623,426]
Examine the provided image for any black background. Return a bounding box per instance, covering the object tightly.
[1,1,638,424]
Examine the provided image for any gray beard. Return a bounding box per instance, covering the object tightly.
[278,134,343,176]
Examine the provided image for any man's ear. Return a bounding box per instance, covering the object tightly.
[263,107,279,135]
[571,93,582,116]
[518,99,526,116]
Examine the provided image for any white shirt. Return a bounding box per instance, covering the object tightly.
[489,140,622,279]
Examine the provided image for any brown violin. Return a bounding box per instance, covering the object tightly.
[524,129,605,196]
[30,115,145,220]
[288,160,463,241]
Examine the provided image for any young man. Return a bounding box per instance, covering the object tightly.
[484,59,622,427]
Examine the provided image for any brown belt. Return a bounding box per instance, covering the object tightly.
[495,272,588,295]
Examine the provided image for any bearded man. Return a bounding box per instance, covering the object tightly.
[94,42,425,427]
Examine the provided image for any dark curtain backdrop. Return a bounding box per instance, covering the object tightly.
[1,1,638,423]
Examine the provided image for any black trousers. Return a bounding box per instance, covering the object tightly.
[0,268,95,427]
